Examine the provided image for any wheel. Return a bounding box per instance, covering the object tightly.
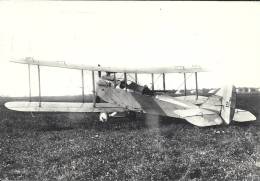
[99,112,109,122]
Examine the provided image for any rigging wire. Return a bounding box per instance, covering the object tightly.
[176,73,193,90]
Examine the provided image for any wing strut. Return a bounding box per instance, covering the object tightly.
[28,64,31,102]
[81,69,85,103]
[37,65,41,107]
[114,72,117,88]
[92,70,96,107]
[184,73,187,96]
[124,72,127,92]
[195,72,198,100]
[162,73,166,91]
[151,73,154,91]
[135,73,138,84]
[98,64,101,78]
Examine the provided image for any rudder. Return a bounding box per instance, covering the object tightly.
[215,85,236,124]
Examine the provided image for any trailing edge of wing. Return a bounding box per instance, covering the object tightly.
[5,101,126,113]
[11,57,207,74]
[174,108,223,127]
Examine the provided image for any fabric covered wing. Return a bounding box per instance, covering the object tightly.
[12,57,206,74]
[5,101,126,113]
[174,108,223,127]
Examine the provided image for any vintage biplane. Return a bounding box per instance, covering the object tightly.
[5,57,256,127]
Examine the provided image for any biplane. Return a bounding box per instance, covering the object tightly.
[5,57,256,127]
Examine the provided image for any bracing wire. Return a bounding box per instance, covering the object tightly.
[176,73,193,90]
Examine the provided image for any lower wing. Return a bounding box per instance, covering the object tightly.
[5,101,126,113]
[4,101,224,127]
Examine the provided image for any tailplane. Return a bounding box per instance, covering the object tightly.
[202,85,256,124]
[233,109,256,122]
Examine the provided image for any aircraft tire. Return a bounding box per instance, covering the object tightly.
[99,112,109,122]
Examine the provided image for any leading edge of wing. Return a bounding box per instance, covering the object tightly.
[5,101,126,113]
[174,108,223,127]
[11,57,207,74]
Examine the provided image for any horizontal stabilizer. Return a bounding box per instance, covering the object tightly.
[174,108,223,127]
[233,109,256,122]
[5,101,126,113]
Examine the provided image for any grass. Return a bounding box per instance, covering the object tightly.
[0,94,259,180]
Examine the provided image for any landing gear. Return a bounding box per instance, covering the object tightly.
[99,111,137,122]
[99,112,118,122]
[99,112,108,122]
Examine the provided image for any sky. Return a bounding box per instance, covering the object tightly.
[0,1,259,96]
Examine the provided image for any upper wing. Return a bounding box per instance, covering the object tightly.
[12,57,206,74]
[5,101,126,113]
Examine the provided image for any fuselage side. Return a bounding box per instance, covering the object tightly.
[96,81,200,118]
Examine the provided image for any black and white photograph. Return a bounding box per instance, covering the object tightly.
[0,1,259,180]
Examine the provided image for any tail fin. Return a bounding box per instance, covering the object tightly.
[215,85,237,124]
[175,85,255,127]
[201,85,236,125]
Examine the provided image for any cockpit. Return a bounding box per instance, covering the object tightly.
[97,72,154,96]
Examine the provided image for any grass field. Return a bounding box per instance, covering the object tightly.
[0,94,260,180]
